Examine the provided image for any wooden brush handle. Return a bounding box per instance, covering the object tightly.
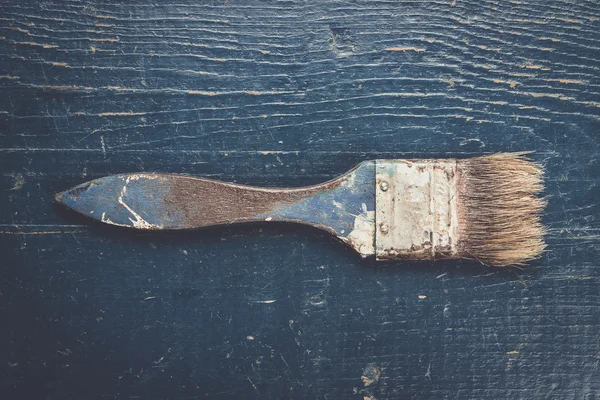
[55,162,376,240]
[121,173,345,230]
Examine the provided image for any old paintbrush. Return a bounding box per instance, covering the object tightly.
[55,153,546,266]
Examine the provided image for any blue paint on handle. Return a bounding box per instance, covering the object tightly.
[56,174,185,229]
[255,161,376,238]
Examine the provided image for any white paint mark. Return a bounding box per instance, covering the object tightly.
[101,211,119,226]
[100,135,106,155]
[345,210,375,257]
[118,177,159,229]
[361,202,368,213]
[418,295,427,299]
[246,335,255,341]
[264,217,272,221]
[332,200,344,209]
[128,173,160,181]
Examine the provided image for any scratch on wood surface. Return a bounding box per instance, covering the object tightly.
[13,41,57,49]
[539,37,561,42]
[506,350,521,370]
[9,27,31,35]
[247,377,259,396]
[522,63,548,70]
[554,79,585,85]
[385,47,426,52]
[88,38,120,43]
[97,112,147,117]
[7,173,24,191]
[493,79,519,88]
[186,90,217,96]
[100,136,107,155]
[27,84,94,91]
[0,230,87,235]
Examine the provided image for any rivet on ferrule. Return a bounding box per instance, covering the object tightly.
[379,223,389,234]
[379,181,389,192]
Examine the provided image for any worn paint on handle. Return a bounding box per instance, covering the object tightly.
[55,162,376,257]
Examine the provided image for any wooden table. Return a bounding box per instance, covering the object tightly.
[2,1,599,398]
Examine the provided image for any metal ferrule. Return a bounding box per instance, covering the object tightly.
[375,160,459,260]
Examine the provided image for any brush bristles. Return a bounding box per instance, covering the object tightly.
[457,153,546,266]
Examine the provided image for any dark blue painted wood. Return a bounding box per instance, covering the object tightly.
[1,1,599,399]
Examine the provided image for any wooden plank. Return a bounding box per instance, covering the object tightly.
[1,0,599,399]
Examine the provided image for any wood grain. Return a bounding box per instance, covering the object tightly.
[1,0,599,399]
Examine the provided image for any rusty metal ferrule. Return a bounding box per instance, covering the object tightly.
[375,159,459,260]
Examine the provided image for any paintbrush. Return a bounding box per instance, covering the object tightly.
[55,153,546,266]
